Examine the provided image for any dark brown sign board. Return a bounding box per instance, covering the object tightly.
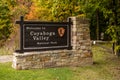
[15,16,72,53]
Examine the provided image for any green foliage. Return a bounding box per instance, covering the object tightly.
[52,0,82,21]
[105,0,120,53]
[79,0,111,40]
[80,0,120,43]
[51,0,83,21]
[0,0,33,47]
[106,26,118,42]
[106,25,120,52]
[0,0,12,40]
[115,45,120,52]
[31,0,82,21]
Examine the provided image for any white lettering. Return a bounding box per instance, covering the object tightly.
[37,42,49,45]
[30,31,34,36]
[29,31,55,36]
[50,41,57,44]
[33,36,49,41]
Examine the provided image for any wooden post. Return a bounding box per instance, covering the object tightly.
[68,18,72,50]
[19,16,24,53]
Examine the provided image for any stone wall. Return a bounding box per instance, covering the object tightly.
[12,16,93,70]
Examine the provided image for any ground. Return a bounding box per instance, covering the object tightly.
[0,43,120,80]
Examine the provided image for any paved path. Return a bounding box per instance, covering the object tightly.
[0,55,13,63]
[96,44,113,53]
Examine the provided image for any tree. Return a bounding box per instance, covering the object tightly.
[80,0,111,40]
[106,0,120,55]
[0,0,12,40]
[80,0,120,56]
[0,0,33,47]
[11,0,32,21]
[26,0,52,20]
[27,0,83,21]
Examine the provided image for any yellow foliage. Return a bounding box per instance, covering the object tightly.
[25,2,52,21]
[25,3,38,20]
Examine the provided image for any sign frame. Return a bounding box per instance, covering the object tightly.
[15,16,72,53]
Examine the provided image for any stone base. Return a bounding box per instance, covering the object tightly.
[12,50,93,70]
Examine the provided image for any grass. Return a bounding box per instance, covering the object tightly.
[0,45,120,80]
[0,63,73,80]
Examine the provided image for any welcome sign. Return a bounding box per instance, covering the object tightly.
[16,16,72,53]
[24,25,68,49]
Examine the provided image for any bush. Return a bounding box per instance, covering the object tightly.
[0,1,12,40]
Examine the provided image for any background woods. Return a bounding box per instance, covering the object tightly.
[0,0,120,54]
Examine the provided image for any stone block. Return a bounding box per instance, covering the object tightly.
[44,61,56,68]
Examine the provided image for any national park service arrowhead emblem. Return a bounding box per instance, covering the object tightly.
[58,27,65,37]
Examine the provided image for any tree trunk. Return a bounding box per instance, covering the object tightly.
[96,9,99,40]
[112,0,120,56]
